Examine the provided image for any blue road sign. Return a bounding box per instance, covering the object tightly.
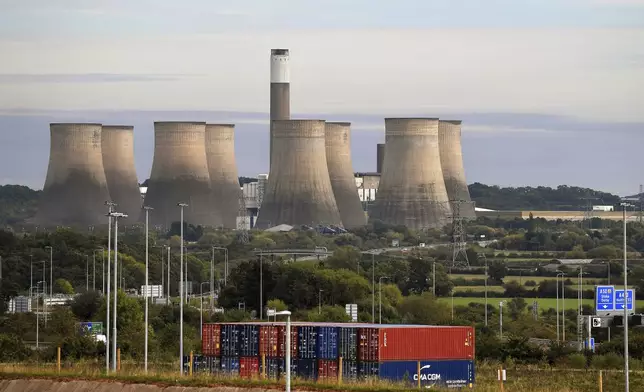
[615,289,635,311]
[586,338,595,351]
[595,285,615,312]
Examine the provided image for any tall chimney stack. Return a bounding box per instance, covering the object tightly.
[270,49,290,171]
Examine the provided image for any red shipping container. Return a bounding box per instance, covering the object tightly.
[317,359,338,381]
[277,326,298,358]
[239,356,260,378]
[259,325,280,357]
[359,326,474,361]
[201,323,221,356]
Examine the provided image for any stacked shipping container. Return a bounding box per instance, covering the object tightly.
[200,322,475,388]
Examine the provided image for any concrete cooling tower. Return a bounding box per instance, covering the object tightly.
[270,49,290,170]
[205,123,242,229]
[101,125,141,217]
[256,120,342,228]
[325,122,366,228]
[143,122,220,228]
[369,118,451,229]
[36,123,111,227]
[438,120,476,219]
[377,143,385,173]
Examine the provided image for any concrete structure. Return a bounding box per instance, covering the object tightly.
[377,143,385,173]
[370,118,451,229]
[143,122,219,227]
[36,123,111,227]
[438,120,476,219]
[7,296,31,313]
[101,125,142,217]
[354,172,380,203]
[256,120,342,228]
[270,49,290,170]
[325,122,366,228]
[205,124,242,228]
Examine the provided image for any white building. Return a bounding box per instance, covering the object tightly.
[8,296,31,313]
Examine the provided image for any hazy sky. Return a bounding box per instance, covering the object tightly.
[0,0,642,196]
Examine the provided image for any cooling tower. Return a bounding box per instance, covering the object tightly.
[369,118,452,229]
[36,123,111,227]
[143,122,220,227]
[256,120,342,228]
[270,49,290,170]
[377,143,385,173]
[325,122,366,228]
[438,120,476,219]
[205,123,241,228]
[101,126,141,217]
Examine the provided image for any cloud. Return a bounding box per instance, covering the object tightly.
[0,73,198,83]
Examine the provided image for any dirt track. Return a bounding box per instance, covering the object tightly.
[0,379,288,392]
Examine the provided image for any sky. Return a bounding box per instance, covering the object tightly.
[0,0,642,196]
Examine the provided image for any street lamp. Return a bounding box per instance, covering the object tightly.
[379,276,389,324]
[318,289,324,315]
[259,251,264,320]
[556,271,565,342]
[45,246,53,302]
[621,201,632,392]
[86,255,90,291]
[108,210,127,372]
[479,254,489,327]
[274,310,292,392]
[177,202,188,375]
[104,201,116,373]
[200,281,209,339]
[499,300,507,339]
[143,205,153,373]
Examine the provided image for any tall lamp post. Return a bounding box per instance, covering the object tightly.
[556,271,565,342]
[104,201,116,373]
[212,246,228,306]
[318,289,324,315]
[108,211,127,372]
[45,246,53,302]
[178,202,188,375]
[479,254,489,327]
[379,276,388,324]
[371,252,375,323]
[499,300,507,339]
[143,206,153,373]
[200,281,209,339]
[621,201,632,392]
[275,310,292,392]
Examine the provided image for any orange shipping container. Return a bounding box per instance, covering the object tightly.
[201,323,221,356]
[317,359,338,381]
[277,325,299,358]
[239,357,259,378]
[259,325,280,357]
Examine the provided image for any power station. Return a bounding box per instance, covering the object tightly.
[36,123,111,227]
[143,121,219,228]
[101,125,142,217]
[369,118,452,229]
[205,123,242,229]
[325,122,366,228]
[438,120,476,219]
[256,120,342,228]
[269,49,290,171]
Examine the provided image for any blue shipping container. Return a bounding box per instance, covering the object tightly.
[298,326,318,359]
[296,358,317,380]
[316,326,339,359]
[341,360,358,381]
[239,324,259,357]
[378,360,475,389]
[221,324,240,357]
[358,361,379,378]
[221,356,240,375]
[339,327,358,361]
[262,358,298,380]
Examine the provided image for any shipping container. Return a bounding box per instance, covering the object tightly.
[341,360,358,381]
[262,358,298,380]
[378,359,475,389]
[316,326,339,359]
[298,326,318,359]
[296,358,317,380]
[339,327,358,361]
[259,324,280,357]
[239,356,260,378]
[221,324,240,357]
[239,324,259,357]
[202,323,221,356]
[358,326,474,361]
[277,325,298,358]
[317,359,338,381]
[358,361,379,378]
[203,356,221,375]
[221,356,240,375]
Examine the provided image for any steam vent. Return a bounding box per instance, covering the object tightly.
[143,122,219,228]
[369,118,452,229]
[325,122,366,228]
[269,48,290,171]
[36,123,111,227]
[101,125,142,217]
[205,124,242,229]
[256,120,342,228]
[438,120,476,219]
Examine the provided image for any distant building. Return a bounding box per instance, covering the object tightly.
[8,296,31,313]
[354,172,380,203]
[140,285,163,298]
[593,205,614,212]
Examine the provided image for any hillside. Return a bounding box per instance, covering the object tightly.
[0,185,40,225]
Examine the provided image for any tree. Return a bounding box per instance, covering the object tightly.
[307,305,351,322]
[565,244,586,259]
[397,292,451,325]
[488,260,508,283]
[55,278,74,294]
[326,246,362,271]
[507,297,527,320]
[266,299,287,312]
[70,291,102,321]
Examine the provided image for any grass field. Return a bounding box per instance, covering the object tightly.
[439,297,644,310]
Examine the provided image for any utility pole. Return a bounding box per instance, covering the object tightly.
[105,201,116,373]
[237,192,250,244]
[143,206,153,373]
[450,199,471,268]
[622,202,631,392]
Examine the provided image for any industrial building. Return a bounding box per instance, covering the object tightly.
[256,120,343,228]
[36,123,112,227]
[101,125,142,217]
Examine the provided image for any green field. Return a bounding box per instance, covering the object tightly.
[450,274,608,284]
[439,297,644,310]
[454,285,505,293]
